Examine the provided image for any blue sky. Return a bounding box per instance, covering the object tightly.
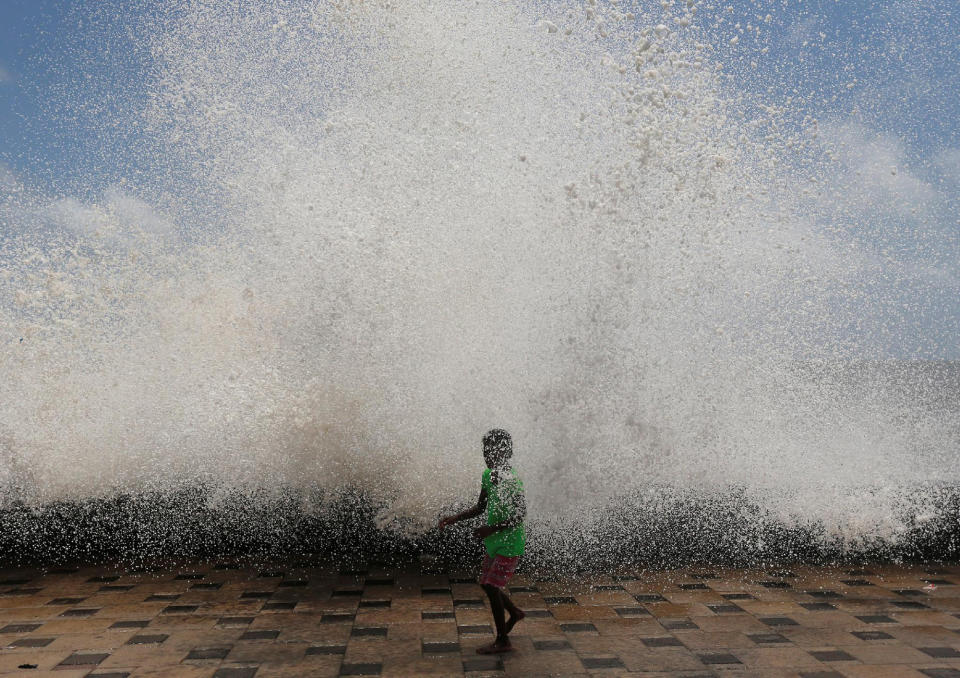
[0,0,957,357]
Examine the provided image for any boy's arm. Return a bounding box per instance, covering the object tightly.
[473,491,525,538]
[437,488,487,529]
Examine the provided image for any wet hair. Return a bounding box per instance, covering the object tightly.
[482,428,513,460]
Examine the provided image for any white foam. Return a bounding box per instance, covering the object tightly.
[0,0,955,548]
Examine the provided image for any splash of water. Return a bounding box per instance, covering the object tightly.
[0,0,956,561]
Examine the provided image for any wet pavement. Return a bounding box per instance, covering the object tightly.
[2,562,960,676]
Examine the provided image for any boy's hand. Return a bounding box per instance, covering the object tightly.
[473,525,495,540]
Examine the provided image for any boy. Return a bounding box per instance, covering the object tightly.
[438,429,526,654]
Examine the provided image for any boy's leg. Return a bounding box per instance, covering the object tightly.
[478,555,516,653]
[501,590,525,633]
[482,583,509,646]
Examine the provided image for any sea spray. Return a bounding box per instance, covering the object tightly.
[0,0,956,564]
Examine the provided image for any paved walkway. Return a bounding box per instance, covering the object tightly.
[1,562,960,676]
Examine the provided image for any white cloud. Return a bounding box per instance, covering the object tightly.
[42,188,175,241]
[818,120,937,217]
[935,148,960,185]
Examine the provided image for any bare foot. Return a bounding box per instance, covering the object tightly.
[476,640,514,654]
[505,609,525,634]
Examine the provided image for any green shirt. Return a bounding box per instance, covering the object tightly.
[481,467,526,557]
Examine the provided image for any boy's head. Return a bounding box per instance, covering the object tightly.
[482,428,512,468]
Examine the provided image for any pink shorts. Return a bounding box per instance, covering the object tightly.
[479,554,520,589]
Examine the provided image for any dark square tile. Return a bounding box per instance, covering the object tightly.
[359,599,390,608]
[920,670,960,678]
[3,587,42,596]
[162,605,198,614]
[12,637,54,647]
[100,585,134,592]
[422,641,459,653]
[448,577,476,584]
[800,602,837,611]
[88,576,119,583]
[807,590,843,598]
[679,583,708,590]
[454,599,484,608]
[213,669,258,678]
[920,646,960,658]
[533,639,572,650]
[214,563,240,570]
[759,581,791,589]
[635,593,667,602]
[581,657,624,669]
[509,585,539,593]
[277,580,307,588]
[926,579,954,585]
[60,608,99,617]
[458,625,493,635]
[422,587,451,596]
[241,630,279,640]
[110,620,149,629]
[893,589,926,596]
[88,673,131,678]
[59,653,109,666]
[642,636,683,647]
[852,630,893,640]
[748,633,790,644]
[800,672,845,678]
[365,577,394,586]
[48,597,85,605]
[241,591,273,599]
[841,579,873,586]
[192,582,222,590]
[855,614,897,623]
[722,593,754,600]
[544,596,577,605]
[218,617,255,626]
[561,623,597,633]
[760,617,798,626]
[663,619,698,630]
[699,653,742,664]
[0,578,31,586]
[259,571,284,578]
[707,604,742,614]
[146,594,179,602]
[768,570,797,578]
[463,657,503,672]
[892,600,929,609]
[321,613,355,624]
[262,601,296,611]
[422,611,455,620]
[525,609,552,618]
[306,645,347,655]
[810,650,856,662]
[127,634,168,645]
[175,573,205,580]
[339,663,382,676]
[351,626,387,638]
[0,623,42,633]
[186,647,231,660]
[615,607,650,617]
[592,585,625,591]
